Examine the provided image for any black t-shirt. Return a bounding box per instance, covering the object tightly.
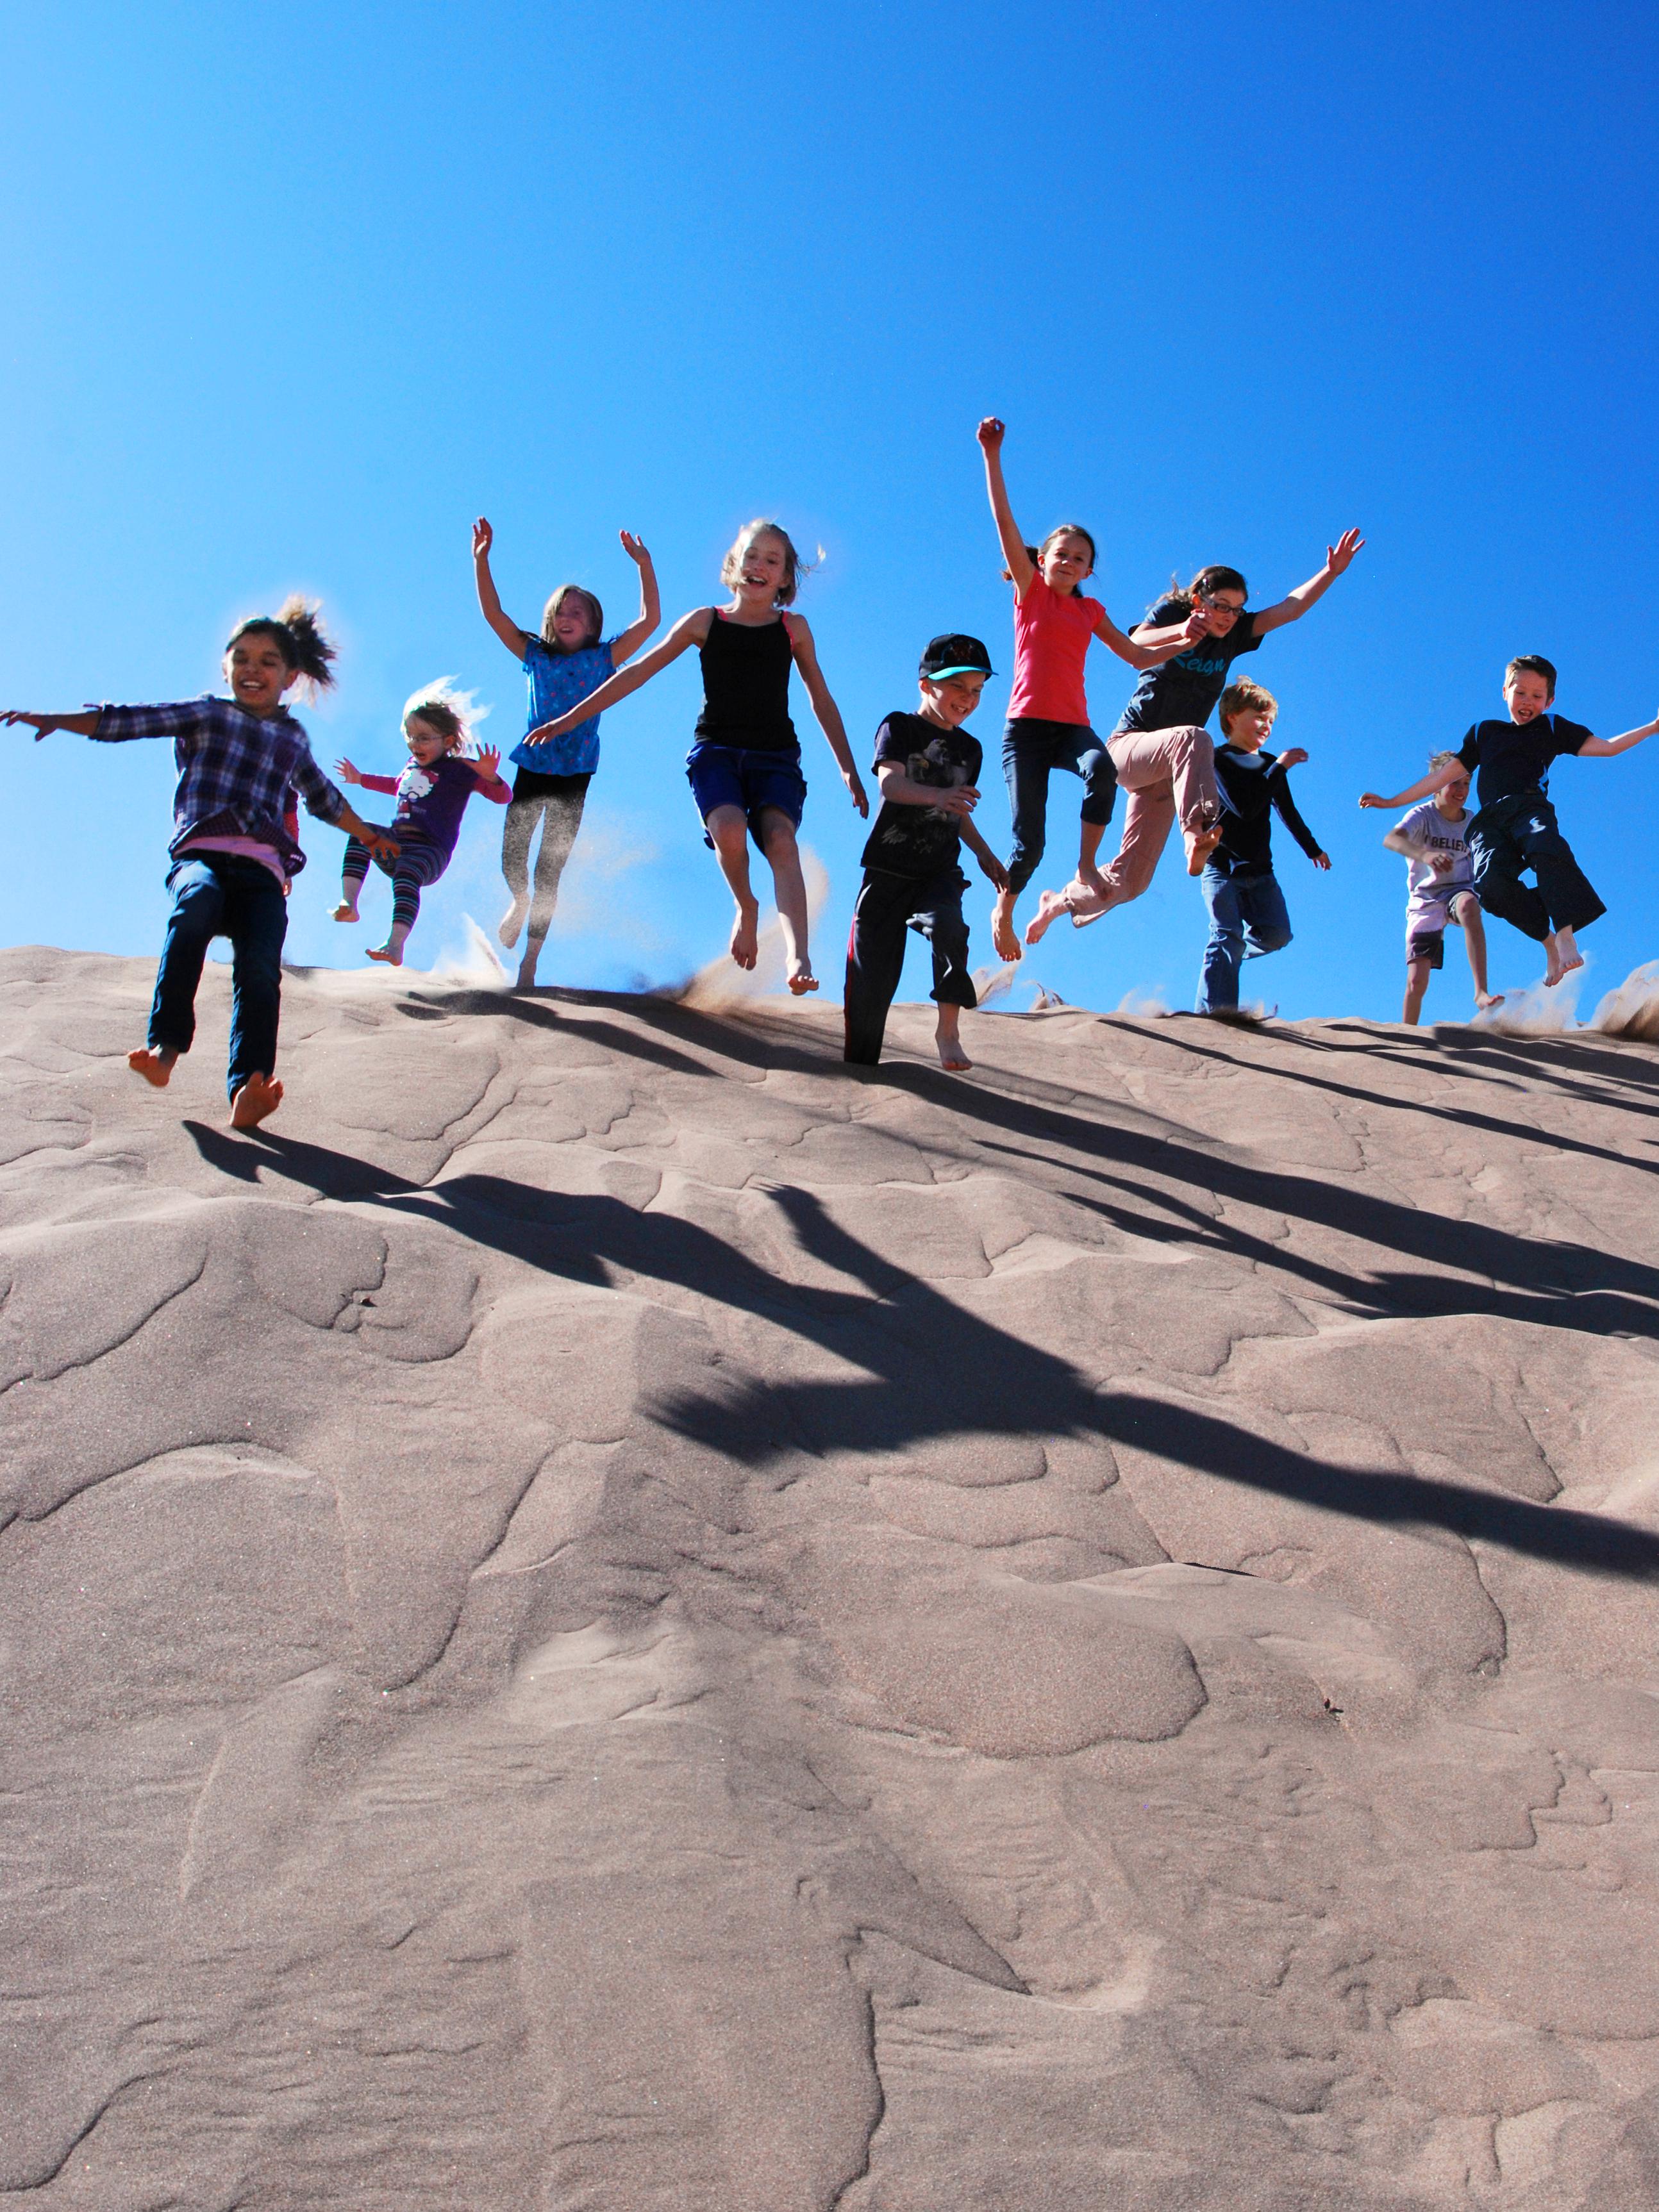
[1456,713,1593,810]
[1210,744,1324,876]
[1113,596,1263,735]
[860,711,982,878]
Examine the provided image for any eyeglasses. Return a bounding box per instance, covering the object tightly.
[1199,594,1246,615]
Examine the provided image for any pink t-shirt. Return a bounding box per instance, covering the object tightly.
[1008,576,1103,726]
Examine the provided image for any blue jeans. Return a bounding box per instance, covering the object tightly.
[1001,719,1115,895]
[1198,865,1291,1011]
[151,854,288,1102]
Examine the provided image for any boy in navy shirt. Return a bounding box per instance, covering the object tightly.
[844,635,1009,1072]
[1197,680,1330,1013]
[1362,656,1659,985]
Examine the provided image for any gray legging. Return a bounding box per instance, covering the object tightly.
[503,768,592,941]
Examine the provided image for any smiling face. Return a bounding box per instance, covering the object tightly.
[919,673,987,728]
[404,714,456,766]
[1196,587,1247,638]
[1437,767,1472,813]
[1222,703,1274,753]
[731,531,789,610]
[1039,531,1094,597]
[1503,668,1554,724]
[223,633,297,717]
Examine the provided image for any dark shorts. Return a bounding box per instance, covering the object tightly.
[687,742,806,849]
[1407,927,1445,969]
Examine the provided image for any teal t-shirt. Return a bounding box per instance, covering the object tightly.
[512,638,614,777]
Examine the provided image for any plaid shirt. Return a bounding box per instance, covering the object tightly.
[92,696,346,880]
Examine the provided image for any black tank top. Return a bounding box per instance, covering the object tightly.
[694,610,797,752]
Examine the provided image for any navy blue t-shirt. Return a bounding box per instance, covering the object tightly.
[1456,713,1593,810]
[1114,596,1263,736]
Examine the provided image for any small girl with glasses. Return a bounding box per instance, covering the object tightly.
[1025,529,1364,945]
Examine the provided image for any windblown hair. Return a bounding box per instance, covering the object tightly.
[1219,679,1277,731]
[1158,563,1249,617]
[540,585,604,652]
[1428,749,1465,774]
[403,678,490,754]
[1506,653,1557,699]
[720,520,809,608]
[1002,523,1098,593]
[226,595,338,693]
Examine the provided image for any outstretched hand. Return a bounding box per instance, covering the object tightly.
[334,756,365,786]
[3,711,54,738]
[1358,792,1388,809]
[472,516,494,560]
[976,416,1006,453]
[472,744,503,783]
[1326,527,1365,575]
[619,529,652,568]
[1278,747,1309,769]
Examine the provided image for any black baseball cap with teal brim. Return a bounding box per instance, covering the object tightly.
[919,633,995,682]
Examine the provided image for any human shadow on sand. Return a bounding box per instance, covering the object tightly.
[187,1119,1659,1584]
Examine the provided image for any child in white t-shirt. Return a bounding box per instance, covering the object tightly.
[1381,754,1503,1024]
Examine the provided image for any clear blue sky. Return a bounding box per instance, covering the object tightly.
[4,2,1656,1024]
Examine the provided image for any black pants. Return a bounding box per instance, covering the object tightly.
[1001,717,1116,895]
[502,769,592,940]
[844,866,976,1065]
[1469,789,1605,942]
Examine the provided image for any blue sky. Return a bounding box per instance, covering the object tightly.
[4,1,1656,1025]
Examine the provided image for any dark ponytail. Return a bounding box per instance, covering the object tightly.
[226,595,338,693]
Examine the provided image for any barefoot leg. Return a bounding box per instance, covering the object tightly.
[1023,886,1074,947]
[1455,895,1503,1010]
[935,1006,972,1072]
[706,806,760,970]
[990,888,1022,963]
[516,931,546,991]
[128,1045,179,1088]
[1547,922,1583,984]
[760,811,818,993]
[229,1072,285,1129]
[1076,818,1108,902]
[1543,932,1566,986]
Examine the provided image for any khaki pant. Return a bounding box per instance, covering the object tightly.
[1067,724,1219,926]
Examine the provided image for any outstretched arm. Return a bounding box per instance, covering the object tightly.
[526,606,709,744]
[1094,604,1209,670]
[609,533,662,664]
[1253,528,1366,634]
[467,745,512,803]
[1267,755,1329,865]
[472,518,534,660]
[1360,761,1461,810]
[2,711,102,738]
[1576,710,1659,758]
[789,616,868,817]
[976,419,1035,600]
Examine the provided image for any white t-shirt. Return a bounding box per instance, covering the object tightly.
[1396,800,1474,922]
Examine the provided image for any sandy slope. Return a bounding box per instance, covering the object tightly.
[3,945,1659,2211]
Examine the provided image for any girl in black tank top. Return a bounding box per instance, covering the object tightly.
[517,517,869,995]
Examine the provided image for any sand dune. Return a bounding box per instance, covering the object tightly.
[4,944,1659,2209]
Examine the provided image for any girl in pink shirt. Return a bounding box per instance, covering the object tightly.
[977,418,1200,960]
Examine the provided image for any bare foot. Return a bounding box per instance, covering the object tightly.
[1184,823,1223,876]
[367,942,404,968]
[1544,926,1583,986]
[1475,990,1505,1011]
[499,893,529,949]
[990,890,1022,963]
[936,1022,972,1072]
[787,961,819,995]
[1023,886,1072,947]
[730,901,760,970]
[229,1073,284,1129]
[128,1045,178,1088]
[331,901,359,924]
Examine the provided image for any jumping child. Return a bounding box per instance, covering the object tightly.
[2,599,396,1127]
[472,517,660,989]
[1360,655,1659,986]
[333,683,510,966]
[844,634,1009,1072]
[1196,680,1330,1015]
[1376,753,1502,1024]
[1026,528,1364,945]
[976,417,1203,962]
[523,519,867,992]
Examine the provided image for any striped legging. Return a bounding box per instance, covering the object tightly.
[341,835,449,934]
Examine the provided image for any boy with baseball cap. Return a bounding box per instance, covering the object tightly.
[844,634,1009,1071]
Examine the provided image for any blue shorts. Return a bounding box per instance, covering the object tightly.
[687,742,806,849]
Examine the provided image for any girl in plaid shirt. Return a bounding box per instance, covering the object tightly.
[4,598,395,1129]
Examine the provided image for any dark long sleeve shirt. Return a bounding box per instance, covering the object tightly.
[1209,743,1324,876]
